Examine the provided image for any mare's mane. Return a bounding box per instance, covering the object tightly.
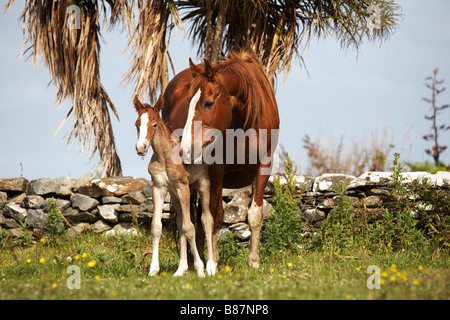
[189,51,276,129]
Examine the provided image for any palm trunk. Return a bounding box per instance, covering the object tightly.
[210,2,227,64]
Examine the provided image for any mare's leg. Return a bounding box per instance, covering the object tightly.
[246,165,271,269]
[198,177,216,276]
[176,184,205,277]
[149,185,167,276]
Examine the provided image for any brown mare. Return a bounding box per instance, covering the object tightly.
[163,51,280,268]
[133,95,216,277]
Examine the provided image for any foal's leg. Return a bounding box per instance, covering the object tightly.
[198,177,216,276]
[177,184,205,277]
[246,165,271,269]
[149,185,167,276]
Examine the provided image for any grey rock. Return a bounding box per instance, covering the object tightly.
[434,171,450,188]
[302,208,326,224]
[102,196,122,204]
[118,211,151,222]
[142,181,154,198]
[62,207,97,223]
[313,174,356,192]
[43,198,71,212]
[122,191,146,205]
[348,172,393,189]
[27,208,47,229]
[98,204,120,223]
[77,176,148,197]
[29,177,75,197]
[90,220,111,233]
[7,193,26,204]
[21,195,45,209]
[65,222,91,239]
[0,177,29,193]
[0,191,7,208]
[71,193,99,211]
[139,198,154,213]
[6,228,31,238]
[363,196,383,208]
[223,190,251,224]
[104,222,138,237]
[3,203,27,221]
[0,213,18,229]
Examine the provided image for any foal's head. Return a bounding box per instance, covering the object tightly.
[133,95,163,156]
[179,58,234,162]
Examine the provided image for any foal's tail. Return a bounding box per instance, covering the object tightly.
[189,189,205,265]
[170,189,205,266]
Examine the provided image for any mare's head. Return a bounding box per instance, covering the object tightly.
[179,58,234,162]
[133,95,163,156]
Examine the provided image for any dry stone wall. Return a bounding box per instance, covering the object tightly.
[1,172,449,241]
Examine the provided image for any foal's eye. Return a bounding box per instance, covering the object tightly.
[203,100,214,109]
[153,122,158,129]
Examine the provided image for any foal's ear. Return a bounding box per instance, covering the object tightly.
[133,95,144,112]
[153,95,164,113]
[204,58,215,81]
[189,58,201,78]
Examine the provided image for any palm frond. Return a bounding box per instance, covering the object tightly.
[12,0,125,176]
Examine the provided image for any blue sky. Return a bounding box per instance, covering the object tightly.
[1,0,449,180]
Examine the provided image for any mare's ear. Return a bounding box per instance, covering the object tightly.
[204,58,215,81]
[153,95,164,113]
[189,58,201,78]
[133,95,144,112]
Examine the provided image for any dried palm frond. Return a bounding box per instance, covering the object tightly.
[123,0,185,102]
[4,0,137,176]
[179,0,402,85]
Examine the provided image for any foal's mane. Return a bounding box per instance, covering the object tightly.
[190,51,276,129]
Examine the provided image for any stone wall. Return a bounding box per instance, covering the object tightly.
[1,172,449,241]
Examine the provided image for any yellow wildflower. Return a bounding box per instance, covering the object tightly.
[413,279,420,286]
[287,262,293,268]
[40,237,46,243]
[39,257,46,264]
[225,265,231,272]
[87,260,97,268]
[418,265,424,271]
[74,254,80,261]
[26,258,31,263]
[81,252,88,259]
[95,275,101,280]
[52,282,58,288]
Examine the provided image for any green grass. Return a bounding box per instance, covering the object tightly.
[1,231,448,300]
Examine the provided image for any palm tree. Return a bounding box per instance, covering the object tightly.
[3,0,402,176]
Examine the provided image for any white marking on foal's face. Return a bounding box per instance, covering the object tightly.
[136,113,150,156]
[180,89,201,161]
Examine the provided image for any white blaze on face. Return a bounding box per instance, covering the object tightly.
[180,89,201,160]
[136,113,149,154]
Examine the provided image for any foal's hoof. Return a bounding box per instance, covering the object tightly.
[206,261,217,277]
[148,266,160,277]
[246,255,260,269]
[174,267,188,277]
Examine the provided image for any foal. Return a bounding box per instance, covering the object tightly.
[133,95,216,277]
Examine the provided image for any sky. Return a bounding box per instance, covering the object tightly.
[1,0,449,180]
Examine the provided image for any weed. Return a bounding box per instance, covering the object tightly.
[44,198,65,236]
[261,153,304,257]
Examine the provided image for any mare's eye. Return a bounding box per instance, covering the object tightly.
[203,100,214,109]
[153,122,158,129]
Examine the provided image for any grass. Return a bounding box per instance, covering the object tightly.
[0,231,448,300]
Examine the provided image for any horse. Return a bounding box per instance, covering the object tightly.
[133,95,216,277]
[163,51,280,269]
